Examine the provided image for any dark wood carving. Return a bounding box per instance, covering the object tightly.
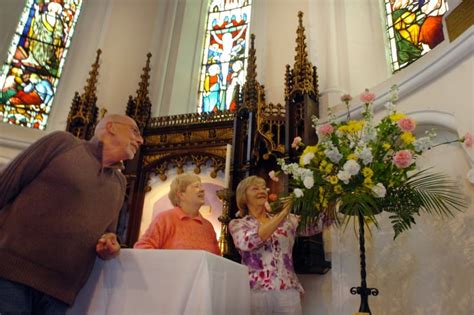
[285,12,329,274]
[66,49,101,139]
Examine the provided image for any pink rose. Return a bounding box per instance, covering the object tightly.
[269,170,279,182]
[360,89,376,104]
[397,118,416,132]
[462,132,473,148]
[393,150,414,169]
[291,136,302,149]
[317,124,334,136]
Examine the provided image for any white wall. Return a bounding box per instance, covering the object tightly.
[251,0,389,113]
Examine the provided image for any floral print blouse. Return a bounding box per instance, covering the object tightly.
[229,214,321,293]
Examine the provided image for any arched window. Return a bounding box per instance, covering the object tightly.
[197,0,252,113]
[0,0,82,130]
[384,0,448,72]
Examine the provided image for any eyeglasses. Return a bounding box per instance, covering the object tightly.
[112,121,142,137]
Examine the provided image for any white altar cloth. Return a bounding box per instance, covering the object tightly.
[67,249,250,315]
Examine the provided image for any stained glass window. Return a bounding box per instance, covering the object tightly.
[384,0,448,72]
[0,0,82,130]
[197,0,252,113]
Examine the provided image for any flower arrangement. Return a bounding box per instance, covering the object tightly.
[273,85,470,238]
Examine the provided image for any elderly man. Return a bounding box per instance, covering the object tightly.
[0,114,143,314]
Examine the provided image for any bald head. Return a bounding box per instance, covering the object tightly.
[94,114,144,165]
[94,114,137,139]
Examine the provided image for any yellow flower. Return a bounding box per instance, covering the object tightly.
[299,145,318,166]
[362,167,374,178]
[390,112,407,122]
[363,177,374,188]
[302,146,318,154]
[334,185,343,194]
[320,160,328,167]
[347,153,358,160]
[400,131,415,144]
[338,125,349,133]
[329,175,339,184]
[383,143,391,150]
[325,163,334,174]
[322,198,328,208]
[347,120,364,133]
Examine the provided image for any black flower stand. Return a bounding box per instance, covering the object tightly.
[350,212,379,314]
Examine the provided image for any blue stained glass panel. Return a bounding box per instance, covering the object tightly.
[198,0,252,113]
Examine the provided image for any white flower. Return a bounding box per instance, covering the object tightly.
[280,162,299,175]
[413,136,432,152]
[362,126,377,142]
[303,176,314,189]
[337,170,351,184]
[294,188,304,198]
[292,167,312,181]
[390,84,399,103]
[302,152,315,165]
[343,160,360,176]
[277,158,286,167]
[357,147,373,165]
[325,147,343,163]
[384,101,396,113]
[372,183,387,198]
[311,115,320,129]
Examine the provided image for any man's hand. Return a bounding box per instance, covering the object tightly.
[96,233,120,260]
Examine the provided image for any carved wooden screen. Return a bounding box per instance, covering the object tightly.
[121,111,234,247]
[120,12,331,274]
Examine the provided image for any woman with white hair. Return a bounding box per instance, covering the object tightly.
[134,173,220,255]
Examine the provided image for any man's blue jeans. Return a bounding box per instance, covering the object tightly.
[0,277,68,315]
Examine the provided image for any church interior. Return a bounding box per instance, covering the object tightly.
[0,0,473,314]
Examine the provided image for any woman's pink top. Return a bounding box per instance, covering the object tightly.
[134,207,220,255]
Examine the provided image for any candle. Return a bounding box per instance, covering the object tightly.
[224,144,232,188]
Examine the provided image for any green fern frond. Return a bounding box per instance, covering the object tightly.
[381,169,466,238]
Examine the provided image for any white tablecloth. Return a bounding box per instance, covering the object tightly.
[68,249,250,315]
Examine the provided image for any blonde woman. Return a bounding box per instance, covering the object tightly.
[229,176,324,315]
[134,173,220,255]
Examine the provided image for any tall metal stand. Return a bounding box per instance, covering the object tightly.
[350,213,379,314]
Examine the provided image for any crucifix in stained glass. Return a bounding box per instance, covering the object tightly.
[384,0,448,72]
[197,0,252,113]
[0,0,82,129]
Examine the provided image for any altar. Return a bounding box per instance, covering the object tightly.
[67,249,250,315]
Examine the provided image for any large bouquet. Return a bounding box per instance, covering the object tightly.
[272,85,471,238]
